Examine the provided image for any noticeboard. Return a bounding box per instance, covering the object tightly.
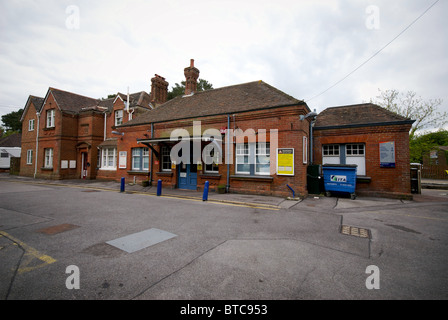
[277,148,294,176]
[119,151,127,169]
[379,141,395,168]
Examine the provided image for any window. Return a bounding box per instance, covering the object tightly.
[255,142,270,175]
[203,144,220,173]
[27,150,33,164]
[236,143,271,175]
[44,148,53,168]
[345,144,366,175]
[132,148,149,171]
[101,148,117,169]
[46,110,55,128]
[346,144,365,156]
[322,144,366,175]
[323,145,340,156]
[236,143,250,174]
[115,110,123,126]
[1,152,8,158]
[161,146,171,171]
[28,119,35,131]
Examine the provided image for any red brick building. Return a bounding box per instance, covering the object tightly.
[19,87,152,180]
[313,104,415,199]
[19,59,415,199]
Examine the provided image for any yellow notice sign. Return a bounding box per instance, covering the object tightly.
[277,148,294,176]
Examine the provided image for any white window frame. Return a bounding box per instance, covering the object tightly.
[203,144,220,173]
[46,109,55,128]
[101,148,117,170]
[346,143,366,175]
[236,143,250,174]
[255,142,270,175]
[323,144,340,156]
[26,150,33,164]
[115,110,123,126]
[161,146,171,172]
[132,147,149,171]
[44,148,53,168]
[28,119,35,131]
[236,142,271,176]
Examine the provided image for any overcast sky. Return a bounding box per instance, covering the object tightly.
[0,0,446,130]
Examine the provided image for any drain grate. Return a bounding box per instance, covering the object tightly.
[340,225,371,239]
[82,190,101,193]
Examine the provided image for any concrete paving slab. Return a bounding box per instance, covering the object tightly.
[106,228,177,253]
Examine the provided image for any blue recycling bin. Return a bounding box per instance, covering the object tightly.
[322,164,357,200]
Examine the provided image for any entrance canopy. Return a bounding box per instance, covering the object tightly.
[137,136,223,158]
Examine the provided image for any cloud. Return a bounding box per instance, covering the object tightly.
[0,0,446,125]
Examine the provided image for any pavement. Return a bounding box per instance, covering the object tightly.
[1,173,447,210]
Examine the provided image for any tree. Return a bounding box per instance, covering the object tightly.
[167,79,213,100]
[371,89,446,139]
[410,129,448,163]
[1,109,24,133]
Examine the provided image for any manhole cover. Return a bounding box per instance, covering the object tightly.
[340,225,371,239]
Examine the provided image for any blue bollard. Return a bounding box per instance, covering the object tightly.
[157,179,162,196]
[203,181,209,201]
[120,177,125,193]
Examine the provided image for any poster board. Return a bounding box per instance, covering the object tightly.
[379,141,395,168]
[277,148,294,176]
[119,151,127,169]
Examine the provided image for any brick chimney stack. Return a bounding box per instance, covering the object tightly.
[150,74,169,106]
[184,59,200,95]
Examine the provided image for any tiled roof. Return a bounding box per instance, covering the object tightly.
[48,88,151,114]
[30,96,44,112]
[121,80,306,126]
[50,88,98,113]
[116,91,152,109]
[315,103,414,128]
[0,133,21,147]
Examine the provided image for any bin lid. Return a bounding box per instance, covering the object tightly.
[322,164,357,168]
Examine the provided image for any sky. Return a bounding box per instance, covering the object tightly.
[0,0,447,131]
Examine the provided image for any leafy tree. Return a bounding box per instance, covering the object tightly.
[167,79,213,100]
[409,129,448,163]
[1,109,24,133]
[371,89,446,139]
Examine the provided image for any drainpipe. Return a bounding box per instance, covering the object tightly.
[34,112,40,179]
[150,123,154,185]
[226,114,230,193]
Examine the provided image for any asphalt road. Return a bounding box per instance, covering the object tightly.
[0,178,447,302]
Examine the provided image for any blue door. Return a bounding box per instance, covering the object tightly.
[178,163,197,190]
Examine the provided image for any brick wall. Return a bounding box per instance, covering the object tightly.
[20,102,39,177]
[313,124,413,198]
[112,104,311,197]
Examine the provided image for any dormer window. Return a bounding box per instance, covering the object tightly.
[115,110,123,126]
[46,109,55,128]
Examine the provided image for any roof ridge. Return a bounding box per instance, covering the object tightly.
[49,87,97,101]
